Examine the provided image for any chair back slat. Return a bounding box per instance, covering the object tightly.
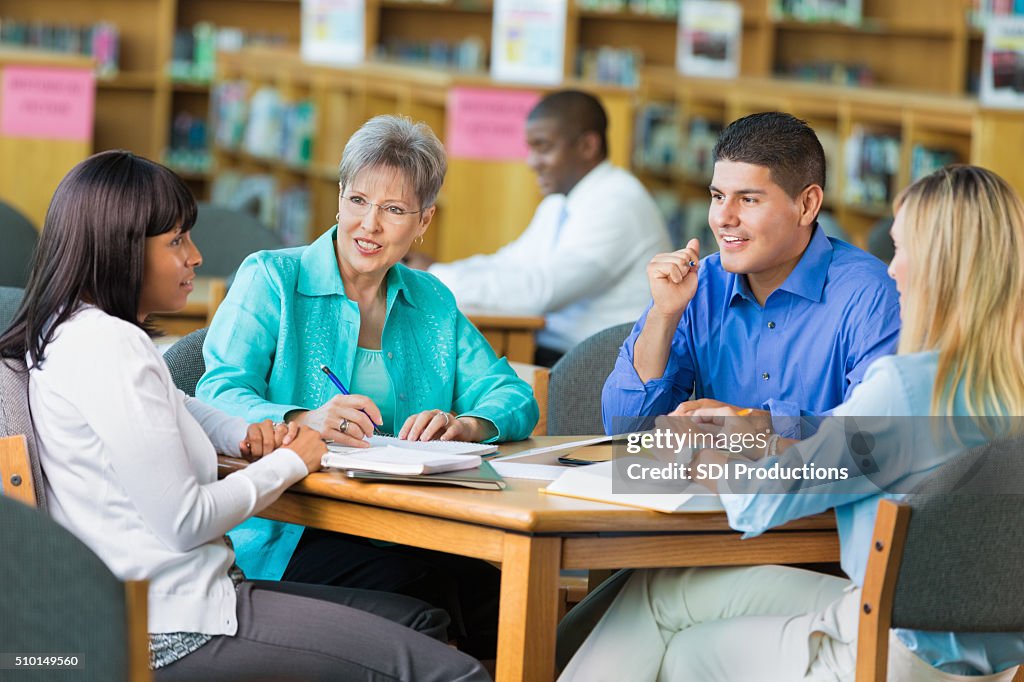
[0,356,46,508]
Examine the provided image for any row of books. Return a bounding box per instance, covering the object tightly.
[0,18,119,76]
[776,61,876,87]
[169,23,288,84]
[772,0,862,25]
[969,0,1024,29]
[633,106,720,181]
[164,111,212,175]
[211,82,317,167]
[374,37,487,72]
[210,172,311,247]
[576,46,642,86]
[634,106,958,207]
[576,0,680,17]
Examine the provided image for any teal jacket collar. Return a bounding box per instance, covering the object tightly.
[297,226,418,310]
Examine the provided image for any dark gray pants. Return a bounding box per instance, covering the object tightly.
[155,581,489,681]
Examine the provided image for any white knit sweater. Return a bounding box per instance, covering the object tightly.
[29,306,307,635]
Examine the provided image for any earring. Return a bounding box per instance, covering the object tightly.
[335,212,340,223]
[415,235,425,246]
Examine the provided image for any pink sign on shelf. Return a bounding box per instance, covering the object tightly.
[1,66,95,141]
[446,87,541,161]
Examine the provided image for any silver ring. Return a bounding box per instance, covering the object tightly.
[439,411,450,428]
[339,418,350,434]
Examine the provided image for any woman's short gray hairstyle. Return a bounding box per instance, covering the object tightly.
[338,115,447,209]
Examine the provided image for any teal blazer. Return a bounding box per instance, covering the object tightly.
[197,226,539,579]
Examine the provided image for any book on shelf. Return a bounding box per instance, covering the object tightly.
[323,435,498,475]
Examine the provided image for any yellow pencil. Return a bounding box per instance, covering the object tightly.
[736,408,753,416]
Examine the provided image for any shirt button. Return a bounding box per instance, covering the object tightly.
[762,372,770,380]
[399,393,406,401]
[387,352,394,360]
[767,321,776,329]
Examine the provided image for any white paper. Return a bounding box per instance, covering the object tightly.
[677,1,742,79]
[492,462,565,481]
[301,0,365,66]
[493,435,614,461]
[491,0,567,84]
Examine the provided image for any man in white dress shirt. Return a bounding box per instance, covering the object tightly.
[406,90,671,366]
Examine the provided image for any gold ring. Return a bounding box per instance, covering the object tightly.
[339,418,350,434]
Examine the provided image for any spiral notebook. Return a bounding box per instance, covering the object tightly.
[322,435,498,475]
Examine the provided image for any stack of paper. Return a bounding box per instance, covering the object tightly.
[322,435,497,475]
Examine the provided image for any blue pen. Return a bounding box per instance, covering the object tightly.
[320,364,380,434]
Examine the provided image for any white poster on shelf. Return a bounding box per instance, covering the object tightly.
[491,0,567,84]
[981,15,1024,109]
[677,0,742,79]
[301,0,365,66]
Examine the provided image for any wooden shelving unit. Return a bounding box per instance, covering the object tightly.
[3,0,1020,251]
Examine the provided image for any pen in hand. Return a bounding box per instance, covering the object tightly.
[320,364,381,435]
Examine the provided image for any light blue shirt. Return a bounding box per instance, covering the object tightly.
[197,226,539,579]
[602,227,901,436]
[349,347,396,433]
[721,352,1024,675]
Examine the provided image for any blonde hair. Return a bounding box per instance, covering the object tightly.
[894,165,1024,427]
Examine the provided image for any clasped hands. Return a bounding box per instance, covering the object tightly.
[662,398,774,463]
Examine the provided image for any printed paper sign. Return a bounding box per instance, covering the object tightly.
[1,67,95,141]
[446,87,541,161]
[981,15,1024,109]
[301,0,365,66]
[677,0,742,79]
[491,0,567,84]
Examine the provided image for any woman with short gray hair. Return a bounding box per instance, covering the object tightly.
[198,115,538,660]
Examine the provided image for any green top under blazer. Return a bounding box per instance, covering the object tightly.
[196,225,539,579]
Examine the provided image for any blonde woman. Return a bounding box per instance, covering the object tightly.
[560,165,1024,681]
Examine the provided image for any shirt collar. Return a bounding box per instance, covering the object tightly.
[728,224,833,306]
[297,225,418,308]
[564,160,612,213]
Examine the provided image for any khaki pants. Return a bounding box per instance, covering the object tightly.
[559,565,1018,682]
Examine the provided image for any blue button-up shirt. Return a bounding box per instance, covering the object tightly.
[602,226,900,435]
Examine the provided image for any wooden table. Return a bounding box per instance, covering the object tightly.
[222,437,838,681]
[463,308,545,364]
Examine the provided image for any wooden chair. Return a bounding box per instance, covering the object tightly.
[858,436,1024,681]
[1,357,152,681]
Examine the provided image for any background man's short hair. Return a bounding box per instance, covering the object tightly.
[527,90,609,158]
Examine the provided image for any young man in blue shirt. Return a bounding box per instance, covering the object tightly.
[602,112,900,435]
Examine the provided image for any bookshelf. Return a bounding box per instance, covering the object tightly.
[3,0,1021,249]
[211,48,635,260]
[634,67,1023,248]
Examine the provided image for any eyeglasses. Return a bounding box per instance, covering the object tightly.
[339,194,423,225]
